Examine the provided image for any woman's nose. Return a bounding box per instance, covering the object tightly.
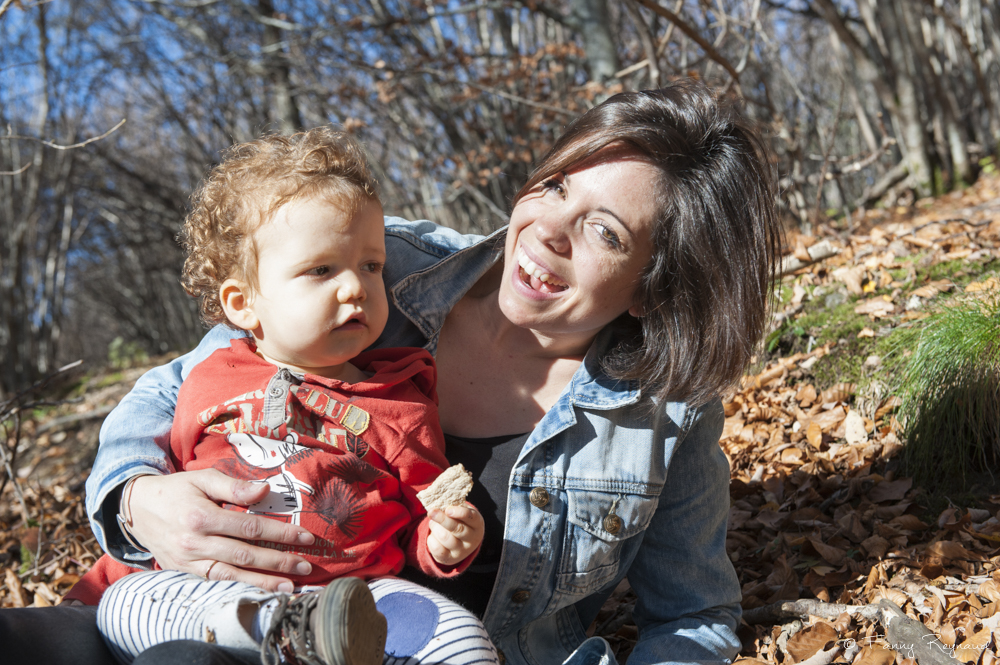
[534,213,571,254]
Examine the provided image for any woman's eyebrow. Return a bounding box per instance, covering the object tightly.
[596,206,631,233]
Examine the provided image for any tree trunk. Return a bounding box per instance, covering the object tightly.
[569,0,620,83]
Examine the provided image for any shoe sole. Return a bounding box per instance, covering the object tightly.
[314,577,387,665]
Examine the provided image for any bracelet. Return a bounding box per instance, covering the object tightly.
[116,475,151,554]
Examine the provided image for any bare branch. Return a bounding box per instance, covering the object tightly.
[462,81,576,117]
[631,0,741,81]
[0,163,31,176]
[0,0,15,20]
[3,119,126,151]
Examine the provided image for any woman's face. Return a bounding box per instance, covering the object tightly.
[500,146,660,343]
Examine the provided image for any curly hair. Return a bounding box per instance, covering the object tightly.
[179,127,380,327]
[516,81,782,406]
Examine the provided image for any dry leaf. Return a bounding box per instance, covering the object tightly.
[853,642,895,665]
[871,586,908,607]
[867,478,913,503]
[821,383,857,404]
[786,621,840,662]
[4,568,25,608]
[861,535,890,559]
[912,279,954,298]
[834,266,866,295]
[813,406,847,431]
[940,623,958,648]
[797,384,818,406]
[723,415,745,440]
[978,580,1000,604]
[889,514,928,531]
[927,540,975,561]
[845,411,868,446]
[807,422,824,449]
[809,536,847,566]
[854,299,895,317]
[966,277,999,293]
[782,447,806,465]
[874,396,902,420]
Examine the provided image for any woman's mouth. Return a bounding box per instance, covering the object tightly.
[517,248,568,294]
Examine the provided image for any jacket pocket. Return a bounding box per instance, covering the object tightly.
[555,489,659,596]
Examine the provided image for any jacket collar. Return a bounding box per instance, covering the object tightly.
[389,227,506,343]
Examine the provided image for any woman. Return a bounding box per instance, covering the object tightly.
[1,80,780,665]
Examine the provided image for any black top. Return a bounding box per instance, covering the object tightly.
[398,430,529,618]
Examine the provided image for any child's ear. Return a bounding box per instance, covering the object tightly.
[220,279,260,331]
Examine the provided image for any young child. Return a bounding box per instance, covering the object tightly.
[82,128,495,665]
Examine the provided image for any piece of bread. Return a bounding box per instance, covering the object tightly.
[417,464,474,511]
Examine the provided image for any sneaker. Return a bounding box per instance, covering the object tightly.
[261,577,387,665]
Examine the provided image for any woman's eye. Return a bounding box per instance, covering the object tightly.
[540,177,566,198]
[306,266,330,276]
[595,224,621,249]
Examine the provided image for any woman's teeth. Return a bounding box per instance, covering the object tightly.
[517,248,568,292]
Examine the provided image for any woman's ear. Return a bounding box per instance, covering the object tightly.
[220,279,260,331]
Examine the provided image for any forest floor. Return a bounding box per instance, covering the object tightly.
[3,171,1000,664]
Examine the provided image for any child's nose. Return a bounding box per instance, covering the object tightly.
[338,272,366,302]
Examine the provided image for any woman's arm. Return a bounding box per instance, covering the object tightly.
[85,325,316,592]
[625,400,743,665]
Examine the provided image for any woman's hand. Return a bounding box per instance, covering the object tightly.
[126,470,315,592]
[426,504,484,566]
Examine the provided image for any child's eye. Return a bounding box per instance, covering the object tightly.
[306,266,330,276]
[362,261,384,274]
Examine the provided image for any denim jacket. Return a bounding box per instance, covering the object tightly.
[86,218,742,665]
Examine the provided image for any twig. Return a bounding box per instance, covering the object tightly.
[0,0,15,19]
[460,81,576,117]
[460,183,509,222]
[779,239,840,275]
[0,163,31,176]
[2,119,125,151]
[36,404,114,435]
[742,598,881,624]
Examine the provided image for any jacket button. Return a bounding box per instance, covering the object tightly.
[511,589,530,603]
[529,487,549,508]
[497,649,506,664]
[603,513,623,535]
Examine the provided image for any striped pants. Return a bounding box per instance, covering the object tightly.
[97,571,499,665]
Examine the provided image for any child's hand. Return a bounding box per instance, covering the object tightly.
[427,504,484,566]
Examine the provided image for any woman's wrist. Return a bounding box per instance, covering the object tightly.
[116,474,152,553]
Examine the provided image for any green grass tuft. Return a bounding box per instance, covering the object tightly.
[893,295,1000,489]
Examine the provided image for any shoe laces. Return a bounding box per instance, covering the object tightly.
[261,593,324,665]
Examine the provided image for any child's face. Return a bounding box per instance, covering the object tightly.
[235,195,388,379]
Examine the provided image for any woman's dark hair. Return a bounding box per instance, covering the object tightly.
[516,80,781,406]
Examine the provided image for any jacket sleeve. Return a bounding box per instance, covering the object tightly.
[625,400,742,665]
[84,325,243,566]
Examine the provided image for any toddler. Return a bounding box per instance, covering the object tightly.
[86,128,495,665]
